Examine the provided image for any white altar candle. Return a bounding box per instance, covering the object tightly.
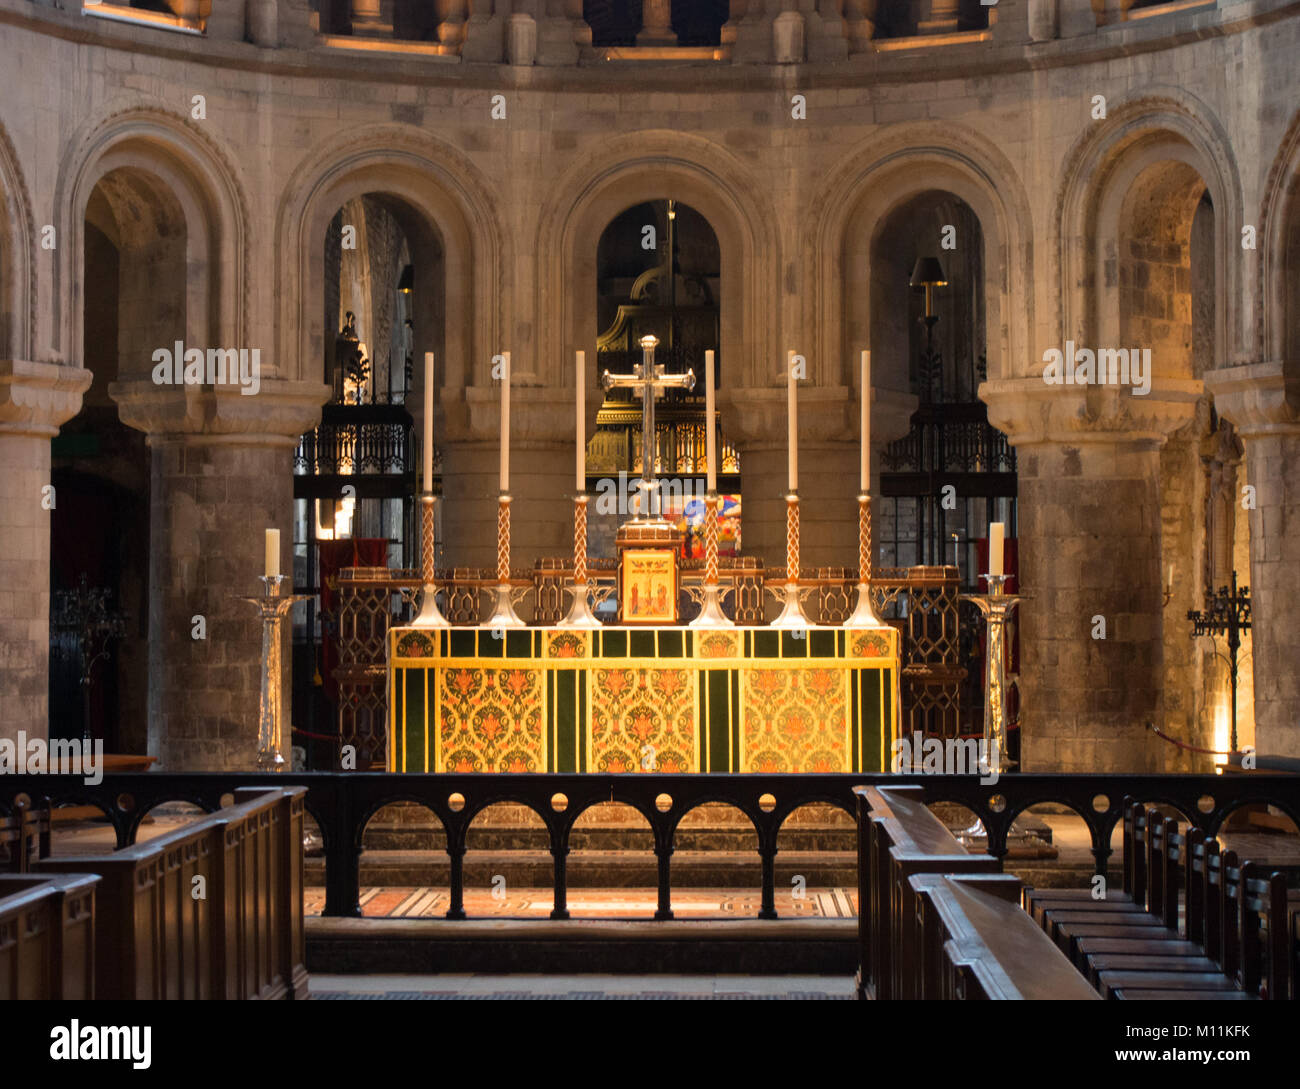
[264,528,280,579]
[423,351,434,488]
[989,522,1005,578]
[787,350,798,493]
[500,351,510,493]
[705,349,716,493]
[575,349,585,492]
[860,349,871,494]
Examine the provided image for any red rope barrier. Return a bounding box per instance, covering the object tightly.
[1146,721,1230,757]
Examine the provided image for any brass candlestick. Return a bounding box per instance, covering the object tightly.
[239,575,309,771]
[483,493,526,628]
[690,491,732,628]
[411,492,450,628]
[846,493,889,628]
[961,573,1021,774]
[558,493,600,628]
[772,491,814,629]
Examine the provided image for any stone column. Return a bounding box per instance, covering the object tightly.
[724,384,915,579]
[111,380,329,771]
[0,361,92,746]
[982,378,1199,772]
[1204,362,1300,757]
[637,0,676,44]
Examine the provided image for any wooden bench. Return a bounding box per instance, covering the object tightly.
[33,785,307,1000]
[854,784,1001,1000]
[0,799,51,873]
[909,873,1099,1000]
[1025,802,1300,1000]
[0,872,99,999]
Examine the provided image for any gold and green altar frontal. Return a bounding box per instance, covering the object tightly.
[387,626,900,774]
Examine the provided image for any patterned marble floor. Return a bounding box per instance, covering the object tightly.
[304,886,859,918]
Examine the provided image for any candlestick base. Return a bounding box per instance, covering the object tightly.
[689,583,734,629]
[771,583,815,630]
[411,584,451,628]
[239,576,309,774]
[845,582,890,628]
[556,581,601,629]
[482,583,526,629]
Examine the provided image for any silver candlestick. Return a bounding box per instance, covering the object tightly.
[961,573,1022,775]
[240,575,309,772]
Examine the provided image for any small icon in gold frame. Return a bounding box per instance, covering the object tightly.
[619,548,678,625]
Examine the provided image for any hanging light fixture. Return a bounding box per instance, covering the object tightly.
[909,256,947,318]
[398,264,414,294]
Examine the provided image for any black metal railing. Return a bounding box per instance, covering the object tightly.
[6,772,1297,924]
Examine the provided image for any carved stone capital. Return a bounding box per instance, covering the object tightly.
[109,378,331,447]
[721,384,917,448]
[0,360,93,438]
[980,376,1201,448]
[1202,361,1300,439]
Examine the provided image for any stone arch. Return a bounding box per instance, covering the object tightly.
[806,123,1035,386]
[1056,95,1243,372]
[1258,107,1300,368]
[276,126,504,391]
[0,121,35,362]
[55,108,249,368]
[534,131,779,392]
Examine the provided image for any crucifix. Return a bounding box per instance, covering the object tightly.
[602,334,695,521]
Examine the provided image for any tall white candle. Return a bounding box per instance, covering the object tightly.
[989,522,1005,578]
[787,350,798,493]
[500,351,510,493]
[423,351,434,488]
[705,349,716,493]
[860,349,871,494]
[264,528,280,579]
[575,349,585,492]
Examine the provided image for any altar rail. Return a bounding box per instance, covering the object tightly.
[5,773,1296,924]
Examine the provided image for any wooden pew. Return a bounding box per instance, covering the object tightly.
[909,873,1100,1000]
[0,872,99,999]
[1024,799,1142,925]
[33,786,307,1000]
[0,799,51,873]
[854,785,1000,1000]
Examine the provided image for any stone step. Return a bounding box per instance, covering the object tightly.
[307,916,858,975]
[306,849,860,888]
[360,825,854,852]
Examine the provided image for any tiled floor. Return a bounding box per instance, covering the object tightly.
[309,973,855,999]
[304,886,859,918]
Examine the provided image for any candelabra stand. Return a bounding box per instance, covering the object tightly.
[960,573,1021,775]
[846,494,889,628]
[772,492,814,629]
[483,493,526,628]
[239,575,309,772]
[558,493,600,628]
[691,491,733,628]
[1187,570,1251,753]
[411,492,450,628]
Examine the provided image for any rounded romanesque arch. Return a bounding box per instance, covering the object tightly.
[806,124,1035,387]
[0,121,35,363]
[534,131,779,392]
[276,126,504,393]
[54,108,249,370]
[1055,94,1244,373]
[1258,107,1300,369]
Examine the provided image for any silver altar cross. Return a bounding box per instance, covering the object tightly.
[601,334,695,520]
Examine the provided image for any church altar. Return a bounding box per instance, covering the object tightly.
[387,625,900,774]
